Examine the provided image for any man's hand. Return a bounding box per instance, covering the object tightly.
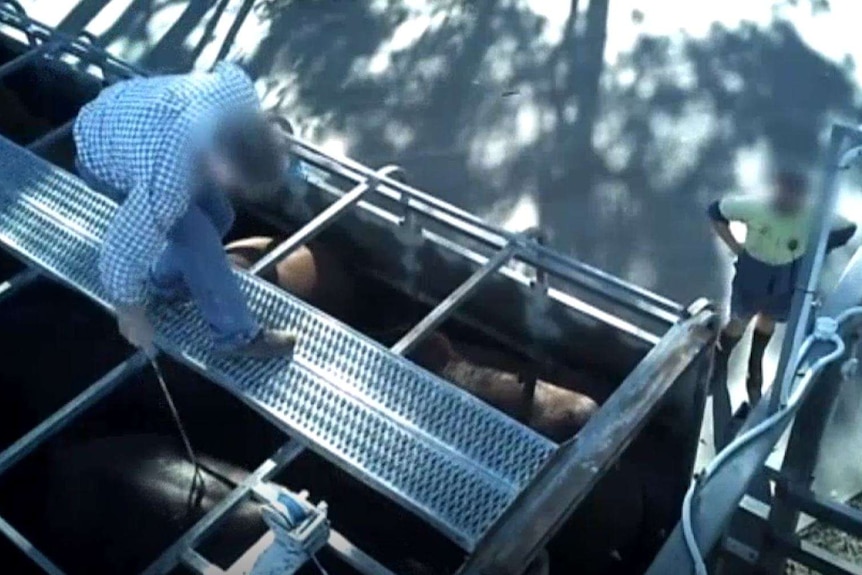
[117,304,156,356]
[710,220,743,256]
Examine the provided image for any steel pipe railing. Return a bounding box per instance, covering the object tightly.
[292,150,681,328]
[248,165,399,278]
[0,353,148,476]
[392,242,519,356]
[0,3,147,79]
[0,352,149,575]
[284,135,683,320]
[0,513,65,575]
[26,119,74,154]
[0,38,59,79]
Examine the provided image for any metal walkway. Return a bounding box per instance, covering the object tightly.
[0,134,556,551]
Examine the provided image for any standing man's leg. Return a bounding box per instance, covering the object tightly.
[713,314,749,393]
[712,315,748,448]
[196,186,236,240]
[747,314,775,405]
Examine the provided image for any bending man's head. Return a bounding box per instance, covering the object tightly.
[203,107,285,202]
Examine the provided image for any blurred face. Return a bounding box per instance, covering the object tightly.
[203,151,245,194]
[772,173,807,214]
[202,149,281,205]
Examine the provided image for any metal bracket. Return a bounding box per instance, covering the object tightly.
[682,297,715,322]
[253,485,330,571]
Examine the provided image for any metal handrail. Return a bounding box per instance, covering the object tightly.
[0,3,147,79]
[285,135,684,319]
[0,2,683,330]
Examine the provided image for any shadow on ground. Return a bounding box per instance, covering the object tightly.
[55,0,236,72]
[33,0,862,304]
[238,0,860,304]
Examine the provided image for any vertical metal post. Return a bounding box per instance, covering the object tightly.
[757,125,860,574]
[712,378,734,450]
[527,230,548,291]
[391,242,518,356]
[767,127,854,415]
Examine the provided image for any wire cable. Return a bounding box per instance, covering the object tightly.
[681,306,862,574]
[149,355,207,512]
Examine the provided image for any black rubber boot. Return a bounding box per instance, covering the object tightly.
[713,331,742,390]
[712,331,742,448]
[747,329,772,406]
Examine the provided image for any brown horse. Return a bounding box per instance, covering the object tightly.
[227,235,600,442]
[226,236,356,321]
[408,331,599,442]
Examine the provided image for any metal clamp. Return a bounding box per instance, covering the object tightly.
[260,488,330,555]
[521,228,548,291]
[250,486,330,575]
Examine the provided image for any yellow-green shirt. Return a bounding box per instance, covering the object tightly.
[718,196,851,266]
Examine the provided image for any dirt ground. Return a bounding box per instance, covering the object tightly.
[787,495,862,574]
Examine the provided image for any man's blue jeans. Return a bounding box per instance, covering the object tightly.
[75,158,261,350]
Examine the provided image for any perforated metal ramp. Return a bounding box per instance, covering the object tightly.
[0,135,556,550]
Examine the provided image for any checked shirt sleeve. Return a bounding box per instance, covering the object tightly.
[98,113,193,307]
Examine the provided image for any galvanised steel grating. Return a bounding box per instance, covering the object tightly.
[0,136,556,550]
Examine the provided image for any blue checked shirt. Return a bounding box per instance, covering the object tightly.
[73,62,260,307]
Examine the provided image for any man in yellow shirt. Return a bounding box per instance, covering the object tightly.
[707,170,856,407]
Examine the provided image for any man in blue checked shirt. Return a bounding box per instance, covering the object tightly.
[73,62,297,358]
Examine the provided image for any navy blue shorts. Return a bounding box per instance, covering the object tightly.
[730,252,800,322]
